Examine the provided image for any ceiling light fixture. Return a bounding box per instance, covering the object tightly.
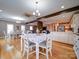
[36,9,39,13]
[33,12,36,15]
[11,16,25,21]
[61,5,64,8]
[33,0,40,17]
[0,10,2,12]
[38,12,40,16]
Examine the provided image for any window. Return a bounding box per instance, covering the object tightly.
[21,25,25,31]
[30,26,33,30]
[7,24,14,34]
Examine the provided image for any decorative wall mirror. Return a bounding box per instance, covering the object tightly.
[16,26,19,30]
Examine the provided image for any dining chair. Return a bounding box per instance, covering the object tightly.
[21,33,36,59]
[3,31,12,44]
[39,34,52,59]
[5,31,15,40]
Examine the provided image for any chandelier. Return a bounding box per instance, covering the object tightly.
[33,0,40,17]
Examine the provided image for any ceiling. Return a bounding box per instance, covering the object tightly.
[0,0,79,23]
[27,10,79,26]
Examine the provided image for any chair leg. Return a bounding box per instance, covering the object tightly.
[27,49,29,59]
[46,48,49,59]
[30,47,32,51]
[49,49,52,56]
[23,49,26,56]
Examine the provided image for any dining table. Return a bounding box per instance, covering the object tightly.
[20,33,53,59]
[29,34,47,59]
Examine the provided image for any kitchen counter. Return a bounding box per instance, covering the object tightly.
[51,32,75,45]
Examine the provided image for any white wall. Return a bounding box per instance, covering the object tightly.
[0,21,7,33]
[0,21,27,34]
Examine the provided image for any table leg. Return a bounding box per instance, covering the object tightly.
[36,43,39,59]
[21,38,22,52]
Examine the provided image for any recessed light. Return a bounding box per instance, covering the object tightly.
[0,10,2,12]
[16,21,21,23]
[61,5,64,8]
[63,16,65,17]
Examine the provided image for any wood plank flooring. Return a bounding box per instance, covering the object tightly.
[0,38,77,59]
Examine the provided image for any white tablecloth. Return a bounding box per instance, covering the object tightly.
[21,33,53,59]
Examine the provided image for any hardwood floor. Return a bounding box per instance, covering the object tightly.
[0,38,77,59]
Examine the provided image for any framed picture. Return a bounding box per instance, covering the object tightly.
[57,24,65,32]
